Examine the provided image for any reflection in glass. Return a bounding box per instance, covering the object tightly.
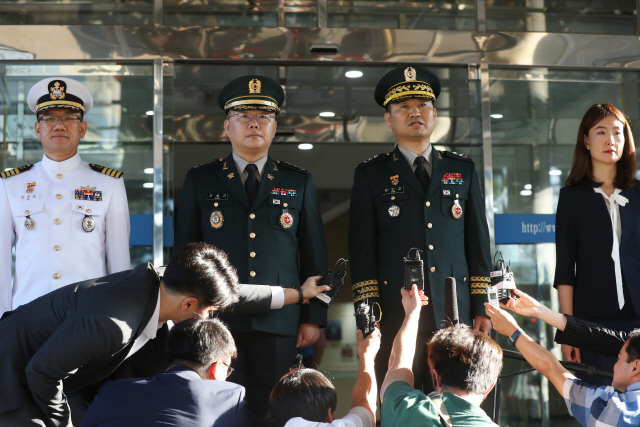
[486,0,637,35]
[0,0,153,25]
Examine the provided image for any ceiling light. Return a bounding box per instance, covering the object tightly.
[524,184,532,190]
[520,190,532,196]
[549,169,562,176]
[144,168,153,174]
[345,70,363,78]
[145,111,154,116]
[298,143,313,150]
[319,112,335,117]
[490,114,503,119]
[143,183,154,188]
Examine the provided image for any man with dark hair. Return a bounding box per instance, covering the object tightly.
[485,289,640,427]
[381,285,502,427]
[175,74,328,417]
[0,242,328,427]
[268,327,381,427]
[81,317,260,427]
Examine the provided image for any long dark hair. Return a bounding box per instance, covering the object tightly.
[566,103,636,189]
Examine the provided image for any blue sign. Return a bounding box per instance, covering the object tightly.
[129,215,174,246]
[495,214,556,244]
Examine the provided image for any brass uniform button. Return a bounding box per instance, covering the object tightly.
[430,267,436,273]
[428,245,434,250]
[425,201,431,207]
[250,213,255,219]
[25,210,30,215]
[214,202,219,207]
[384,281,388,285]
[53,273,61,279]
[250,271,256,277]
[54,218,61,225]
[427,223,432,228]
[391,196,395,200]
[86,209,91,214]
[56,173,63,179]
[456,194,459,198]
[55,194,62,200]
[250,252,256,258]
[250,233,256,239]
[463,277,467,282]
[54,245,61,251]
[283,202,288,208]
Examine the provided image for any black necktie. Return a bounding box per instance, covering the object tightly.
[415,156,430,194]
[245,164,259,205]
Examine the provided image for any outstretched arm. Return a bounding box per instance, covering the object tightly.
[352,327,382,422]
[485,303,573,394]
[380,286,428,401]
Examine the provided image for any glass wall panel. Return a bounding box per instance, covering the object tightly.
[0,63,156,265]
[486,0,637,35]
[328,0,475,29]
[490,67,640,426]
[0,1,153,25]
[164,0,317,26]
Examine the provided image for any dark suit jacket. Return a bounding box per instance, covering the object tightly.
[555,315,636,358]
[80,366,261,427]
[0,263,274,427]
[554,183,640,322]
[175,153,328,336]
[349,147,491,335]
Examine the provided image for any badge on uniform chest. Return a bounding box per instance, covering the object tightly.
[452,199,462,219]
[210,210,224,229]
[75,186,102,201]
[82,215,96,232]
[280,209,294,228]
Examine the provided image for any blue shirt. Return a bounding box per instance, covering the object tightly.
[564,378,640,426]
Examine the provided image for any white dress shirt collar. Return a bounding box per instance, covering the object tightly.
[125,290,164,360]
[40,152,82,172]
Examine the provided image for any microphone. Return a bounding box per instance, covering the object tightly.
[444,277,459,327]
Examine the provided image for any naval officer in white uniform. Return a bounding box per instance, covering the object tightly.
[0,77,131,316]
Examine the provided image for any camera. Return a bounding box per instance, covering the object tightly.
[403,248,425,291]
[355,300,377,338]
[488,251,517,304]
[313,259,347,307]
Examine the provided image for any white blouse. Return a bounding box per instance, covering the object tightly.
[594,187,628,310]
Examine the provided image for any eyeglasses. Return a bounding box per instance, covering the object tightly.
[38,115,82,126]
[220,361,235,378]
[228,113,275,124]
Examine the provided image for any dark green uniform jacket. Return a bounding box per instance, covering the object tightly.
[349,146,491,334]
[175,153,328,337]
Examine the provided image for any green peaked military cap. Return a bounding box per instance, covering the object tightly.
[374,66,441,107]
[218,75,285,113]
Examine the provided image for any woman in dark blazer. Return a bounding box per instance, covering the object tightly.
[554,103,640,386]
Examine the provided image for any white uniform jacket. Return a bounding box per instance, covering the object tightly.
[0,153,131,315]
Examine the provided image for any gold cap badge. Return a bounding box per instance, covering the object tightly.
[249,79,262,94]
[50,81,66,100]
[404,67,417,82]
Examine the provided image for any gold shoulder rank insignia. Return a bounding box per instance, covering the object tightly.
[89,164,124,178]
[191,159,221,170]
[1,164,33,179]
[277,161,307,172]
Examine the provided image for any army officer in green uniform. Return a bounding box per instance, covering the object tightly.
[174,75,328,418]
[349,66,492,392]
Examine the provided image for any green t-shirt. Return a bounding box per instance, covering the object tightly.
[382,381,498,427]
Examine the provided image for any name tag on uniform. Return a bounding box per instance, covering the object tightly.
[383,186,404,195]
[206,193,229,201]
[20,194,40,201]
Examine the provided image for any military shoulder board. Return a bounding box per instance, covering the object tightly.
[191,158,222,170]
[277,160,308,173]
[444,151,472,162]
[1,164,33,179]
[90,164,124,178]
[358,152,389,168]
